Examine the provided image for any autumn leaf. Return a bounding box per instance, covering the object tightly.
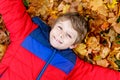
[62,4,70,13]
[74,43,87,56]
[117,16,120,23]
[58,1,65,11]
[107,0,118,9]
[100,46,110,58]
[63,0,72,3]
[89,0,103,11]
[113,23,120,34]
[96,59,109,67]
[101,22,109,31]
[0,44,7,61]
[97,5,108,17]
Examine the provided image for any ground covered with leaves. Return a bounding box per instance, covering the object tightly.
[0,0,120,71]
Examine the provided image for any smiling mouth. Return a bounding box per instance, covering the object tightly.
[54,36,62,44]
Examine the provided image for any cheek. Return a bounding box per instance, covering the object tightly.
[50,29,55,36]
[64,39,75,46]
[51,28,58,34]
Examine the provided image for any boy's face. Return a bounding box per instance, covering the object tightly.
[50,20,78,50]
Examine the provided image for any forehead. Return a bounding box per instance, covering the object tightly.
[56,20,73,30]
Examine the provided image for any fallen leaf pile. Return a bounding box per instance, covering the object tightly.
[0,0,120,71]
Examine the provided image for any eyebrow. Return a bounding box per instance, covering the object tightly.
[58,22,63,25]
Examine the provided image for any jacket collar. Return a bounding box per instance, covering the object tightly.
[31,16,51,48]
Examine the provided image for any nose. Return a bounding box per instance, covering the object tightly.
[60,33,63,38]
[59,32,64,38]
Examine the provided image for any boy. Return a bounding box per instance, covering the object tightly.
[0,0,120,80]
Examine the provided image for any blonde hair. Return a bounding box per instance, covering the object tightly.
[53,12,88,44]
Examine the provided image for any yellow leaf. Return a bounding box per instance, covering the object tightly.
[93,55,101,61]
[62,4,70,13]
[77,3,83,12]
[0,44,7,61]
[74,43,87,56]
[107,0,118,9]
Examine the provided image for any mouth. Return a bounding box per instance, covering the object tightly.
[53,36,62,44]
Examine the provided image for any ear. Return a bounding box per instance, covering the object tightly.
[69,44,78,49]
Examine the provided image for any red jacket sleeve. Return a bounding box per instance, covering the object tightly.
[0,0,37,42]
[67,57,120,80]
[0,0,37,76]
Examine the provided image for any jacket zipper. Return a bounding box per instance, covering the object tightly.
[36,50,56,80]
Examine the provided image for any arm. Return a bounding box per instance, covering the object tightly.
[67,58,120,80]
[0,0,37,76]
[0,0,37,41]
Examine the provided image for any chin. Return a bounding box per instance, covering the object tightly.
[51,43,68,50]
[51,43,61,49]
[50,39,68,50]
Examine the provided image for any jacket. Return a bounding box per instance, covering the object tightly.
[0,0,120,80]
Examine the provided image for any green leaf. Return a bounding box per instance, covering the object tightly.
[117,16,120,23]
[102,39,107,45]
[116,41,120,44]
[115,60,120,68]
[116,34,120,39]
[23,0,29,7]
[0,26,2,29]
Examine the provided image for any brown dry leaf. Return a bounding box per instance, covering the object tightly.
[69,0,83,12]
[89,0,104,11]
[47,14,58,26]
[96,59,109,67]
[89,19,103,33]
[58,1,65,11]
[0,30,9,44]
[100,46,110,58]
[0,44,7,61]
[107,28,117,42]
[101,21,110,31]
[27,0,50,17]
[77,3,83,12]
[108,12,115,18]
[27,6,36,15]
[116,52,120,60]
[86,36,101,51]
[107,47,120,70]
[97,5,108,17]
[49,0,54,9]
[63,0,72,3]
[113,22,120,34]
[107,17,117,24]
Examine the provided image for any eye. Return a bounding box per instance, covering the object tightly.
[58,26,62,30]
[67,33,72,39]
